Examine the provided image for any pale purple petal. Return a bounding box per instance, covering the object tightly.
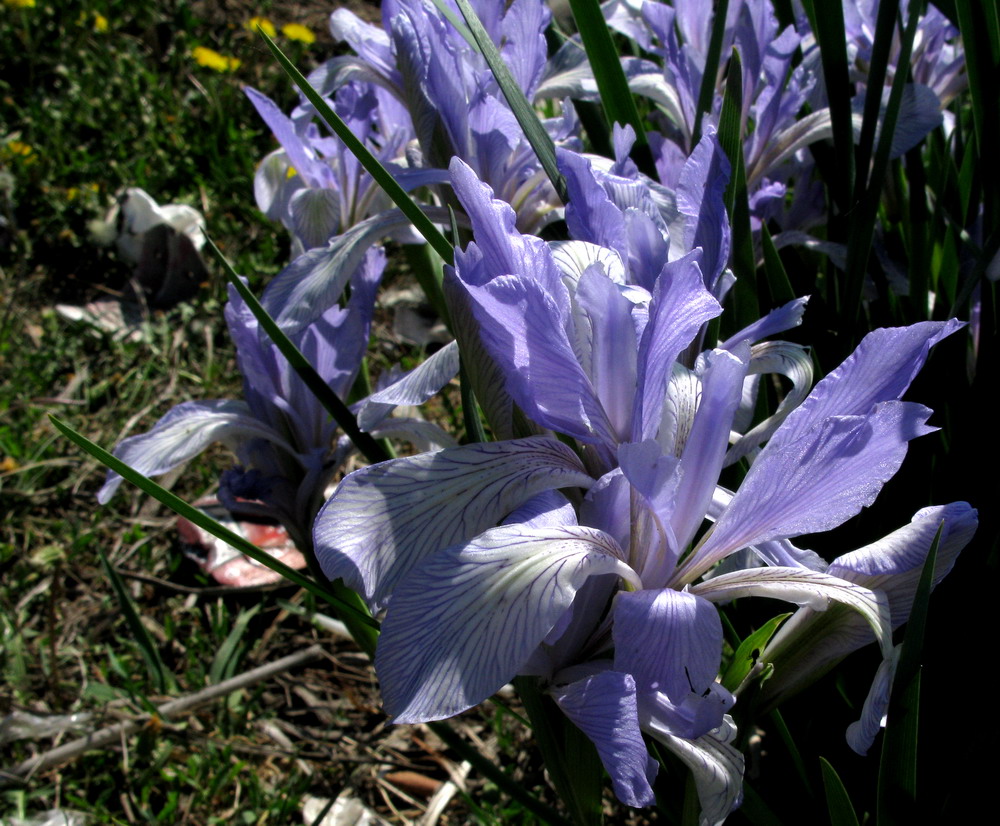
[365,417,458,452]
[692,567,892,658]
[463,274,617,447]
[502,490,577,529]
[846,646,900,756]
[633,251,722,442]
[313,437,596,608]
[676,130,731,291]
[575,266,639,439]
[724,342,814,467]
[551,671,658,807]
[828,501,978,627]
[613,589,733,739]
[263,206,456,333]
[375,524,636,722]
[670,344,750,552]
[442,264,516,439]
[98,400,294,503]
[558,148,628,266]
[773,320,963,450]
[245,87,332,190]
[356,341,460,431]
[719,297,810,350]
[684,401,936,580]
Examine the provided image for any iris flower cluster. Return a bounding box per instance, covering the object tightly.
[99,1,975,822]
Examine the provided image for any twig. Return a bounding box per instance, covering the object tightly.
[421,760,471,826]
[0,644,325,785]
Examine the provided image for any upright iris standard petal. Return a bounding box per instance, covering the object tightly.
[632,251,722,443]
[552,670,659,807]
[375,524,638,722]
[462,274,618,447]
[313,436,596,608]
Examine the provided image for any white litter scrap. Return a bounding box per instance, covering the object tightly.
[301,791,391,826]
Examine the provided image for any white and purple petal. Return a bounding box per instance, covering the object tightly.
[98,400,296,503]
[313,436,596,608]
[375,524,637,722]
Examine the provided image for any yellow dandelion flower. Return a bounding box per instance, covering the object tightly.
[246,16,276,38]
[281,23,316,45]
[93,12,108,32]
[4,0,37,9]
[192,46,241,73]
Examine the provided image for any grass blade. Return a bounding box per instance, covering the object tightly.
[721,612,791,692]
[52,415,380,633]
[98,548,176,695]
[844,1,924,333]
[453,0,568,203]
[692,0,731,149]
[567,0,654,173]
[820,757,861,826]
[209,605,262,685]
[800,0,855,214]
[257,26,455,276]
[208,238,390,467]
[717,48,759,333]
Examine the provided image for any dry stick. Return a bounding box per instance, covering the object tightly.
[1,645,325,785]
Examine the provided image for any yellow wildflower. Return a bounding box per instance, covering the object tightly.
[246,16,276,38]
[2,140,35,163]
[4,0,37,8]
[93,12,108,32]
[281,23,316,45]
[192,46,241,73]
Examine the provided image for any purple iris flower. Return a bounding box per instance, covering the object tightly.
[314,157,975,819]
[97,249,460,545]
[322,0,575,234]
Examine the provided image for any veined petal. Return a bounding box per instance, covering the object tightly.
[724,341,814,467]
[719,297,809,350]
[691,567,892,658]
[313,437,596,608]
[683,401,936,581]
[614,589,733,739]
[827,502,977,623]
[463,274,617,447]
[356,341,460,431]
[670,344,750,552]
[98,400,296,503]
[376,524,637,722]
[263,206,460,333]
[758,503,977,707]
[772,321,963,450]
[676,130,731,291]
[551,670,658,807]
[644,718,745,826]
[633,251,722,443]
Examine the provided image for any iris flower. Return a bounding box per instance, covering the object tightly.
[314,153,973,821]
